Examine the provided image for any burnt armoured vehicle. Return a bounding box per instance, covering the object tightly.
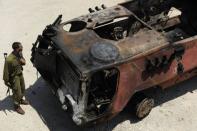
[31,0,197,126]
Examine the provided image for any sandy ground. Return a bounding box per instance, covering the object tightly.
[0,0,197,131]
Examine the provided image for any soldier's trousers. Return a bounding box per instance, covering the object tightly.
[11,74,25,105]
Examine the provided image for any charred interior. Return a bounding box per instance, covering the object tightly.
[94,0,197,42]
[86,68,119,116]
[31,0,197,126]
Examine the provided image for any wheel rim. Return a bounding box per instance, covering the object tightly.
[136,98,154,118]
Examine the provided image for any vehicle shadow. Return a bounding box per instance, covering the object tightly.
[26,76,197,131]
[0,95,14,115]
[0,76,197,131]
[143,77,197,107]
[25,77,139,131]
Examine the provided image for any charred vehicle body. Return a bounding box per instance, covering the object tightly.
[31,0,197,126]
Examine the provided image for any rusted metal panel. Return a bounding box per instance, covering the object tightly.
[52,28,168,75]
[110,37,197,113]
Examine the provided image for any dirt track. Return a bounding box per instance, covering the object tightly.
[0,0,197,131]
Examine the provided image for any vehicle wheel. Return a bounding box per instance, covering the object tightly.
[135,97,154,119]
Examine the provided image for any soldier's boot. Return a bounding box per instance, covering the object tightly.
[14,104,25,115]
[20,99,29,105]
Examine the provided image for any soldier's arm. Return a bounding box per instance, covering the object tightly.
[19,58,26,65]
[18,51,26,65]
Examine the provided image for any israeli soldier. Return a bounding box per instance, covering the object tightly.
[3,42,29,115]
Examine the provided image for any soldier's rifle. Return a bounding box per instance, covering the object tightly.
[3,53,11,96]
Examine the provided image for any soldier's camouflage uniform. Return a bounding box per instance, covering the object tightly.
[3,53,25,106]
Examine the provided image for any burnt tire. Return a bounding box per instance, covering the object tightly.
[135,97,154,119]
